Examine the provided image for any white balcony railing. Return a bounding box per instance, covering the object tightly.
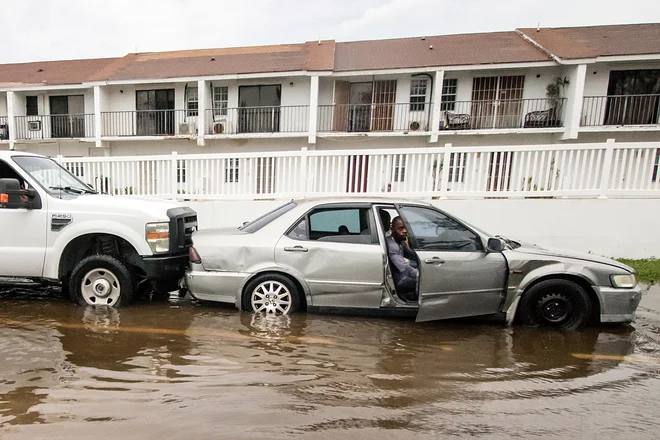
[56,141,660,200]
[582,95,660,127]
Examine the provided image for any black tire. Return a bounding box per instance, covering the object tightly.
[242,273,301,315]
[519,279,592,330]
[68,255,136,307]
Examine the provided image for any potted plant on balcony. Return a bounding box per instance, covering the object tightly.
[545,76,570,127]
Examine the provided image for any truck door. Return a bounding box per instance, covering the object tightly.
[0,159,48,277]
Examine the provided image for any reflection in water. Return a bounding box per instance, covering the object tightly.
[0,291,659,439]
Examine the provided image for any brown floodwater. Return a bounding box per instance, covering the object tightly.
[1,285,660,439]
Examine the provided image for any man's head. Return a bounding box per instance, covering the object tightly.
[379,210,391,232]
[391,216,408,243]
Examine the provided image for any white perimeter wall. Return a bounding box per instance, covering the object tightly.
[185,198,660,259]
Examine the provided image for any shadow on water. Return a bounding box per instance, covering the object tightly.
[0,287,657,439]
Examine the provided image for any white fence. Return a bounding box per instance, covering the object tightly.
[56,140,660,200]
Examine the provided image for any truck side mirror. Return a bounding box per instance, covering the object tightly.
[487,237,505,253]
[0,178,41,210]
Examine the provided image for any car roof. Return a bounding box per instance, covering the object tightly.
[291,197,434,208]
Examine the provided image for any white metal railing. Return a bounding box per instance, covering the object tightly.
[56,140,660,200]
[582,95,660,127]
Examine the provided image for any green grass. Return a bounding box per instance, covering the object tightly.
[616,258,660,285]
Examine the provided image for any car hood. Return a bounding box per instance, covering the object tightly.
[192,226,248,240]
[50,194,185,221]
[507,242,634,273]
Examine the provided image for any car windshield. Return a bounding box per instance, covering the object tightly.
[239,201,297,233]
[12,156,96,195]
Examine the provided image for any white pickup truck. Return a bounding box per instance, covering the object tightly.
[0,150,198,307]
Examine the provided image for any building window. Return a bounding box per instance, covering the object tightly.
[225,158,239,183]
[186,87,198,117]
[177,161,186,183]
[393,155,406,182]
[26,96,38,116]
[653,150,660,183]
[441,79,458,111]
[214,86,228,117]
[410,79,427,111]
[448,153,465,183]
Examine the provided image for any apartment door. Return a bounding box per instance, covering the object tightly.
[605,70,660,125]
[50,95,85,138]
[332,80,350,132]
[471,76,525,129]
[486,152,514,192]
[371,80,396,131]
[238,85,281,133]
[346,155,369,193]
[136,89,175,136]
[348,83,373,132]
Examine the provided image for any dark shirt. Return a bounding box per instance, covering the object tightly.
[386,237,418,284]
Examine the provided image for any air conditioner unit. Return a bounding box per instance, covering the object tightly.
[213,122,225,134]
[28,120,42,131]
[178,123,195,135]
[409,121,421,131]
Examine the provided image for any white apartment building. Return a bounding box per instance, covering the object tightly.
[0,23,658,157]
[0,23,658,204]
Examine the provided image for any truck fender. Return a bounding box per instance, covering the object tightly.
[43,220,152,280]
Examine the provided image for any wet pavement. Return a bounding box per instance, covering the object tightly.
[1,285,660,439]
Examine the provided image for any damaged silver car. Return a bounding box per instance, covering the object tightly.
[184,198,642,330]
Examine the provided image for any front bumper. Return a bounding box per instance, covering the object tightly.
[596,285,643,323]
[139,253,189,293]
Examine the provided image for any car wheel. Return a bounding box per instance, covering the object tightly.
[243,274,301,316]
[69,255,135,307]
[519,279,592,330]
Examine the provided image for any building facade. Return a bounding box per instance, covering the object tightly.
[0,23,658,159]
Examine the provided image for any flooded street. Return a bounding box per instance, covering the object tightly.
[1,286,660,439]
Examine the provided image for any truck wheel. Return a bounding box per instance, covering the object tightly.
[69,255,135,307]
[519,279,592,331]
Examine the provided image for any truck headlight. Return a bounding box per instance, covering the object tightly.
[610,274,636,288]
[146,222,170,254]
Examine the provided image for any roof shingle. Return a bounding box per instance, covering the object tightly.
[518,23,660,60]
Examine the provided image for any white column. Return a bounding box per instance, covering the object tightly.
[562,64,587,140]
[7,91,15,150]
[94,86,102,148]
[429,70,444,143]
[308,75,319,145]
[197,80,207,146]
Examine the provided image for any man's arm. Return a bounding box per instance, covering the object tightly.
[387,239,418,279]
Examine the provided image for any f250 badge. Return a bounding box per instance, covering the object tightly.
[51,214,73,232]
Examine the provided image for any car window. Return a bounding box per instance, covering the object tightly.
[400,206,483,252]
[240,201,297,233]
[288,207,375,244]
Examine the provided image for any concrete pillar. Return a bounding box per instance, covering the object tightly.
[429,70,445,143]
[308,75,319,145]
[7,91,15,150]
[197,80,207,146]
[562,64,587,140]
[94,86,103,148]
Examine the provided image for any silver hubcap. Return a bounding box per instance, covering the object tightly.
[81,268,121,306]
[251,281,292,315]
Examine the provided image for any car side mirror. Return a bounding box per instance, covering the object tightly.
[0,178,40,210]
[487,237,505,253]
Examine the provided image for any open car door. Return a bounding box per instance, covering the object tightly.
[397,205,507,323]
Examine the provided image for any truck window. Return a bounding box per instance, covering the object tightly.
[0,160,27,188]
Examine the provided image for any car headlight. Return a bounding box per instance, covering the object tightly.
[610,274,636,288]
[146,222,170,254]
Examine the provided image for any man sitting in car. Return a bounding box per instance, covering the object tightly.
[386,216,418,301]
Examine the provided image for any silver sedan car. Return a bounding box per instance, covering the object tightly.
[184,198,642,330]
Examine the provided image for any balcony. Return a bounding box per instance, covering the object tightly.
[102,110,198,137]
[439,98,566,131]
[205,106,309,135]
[0,116,8,140]
[582,95,660,127]
[317,102,433,134]
[15,114,95,140]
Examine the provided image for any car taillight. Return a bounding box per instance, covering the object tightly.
[189,246,202,264]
